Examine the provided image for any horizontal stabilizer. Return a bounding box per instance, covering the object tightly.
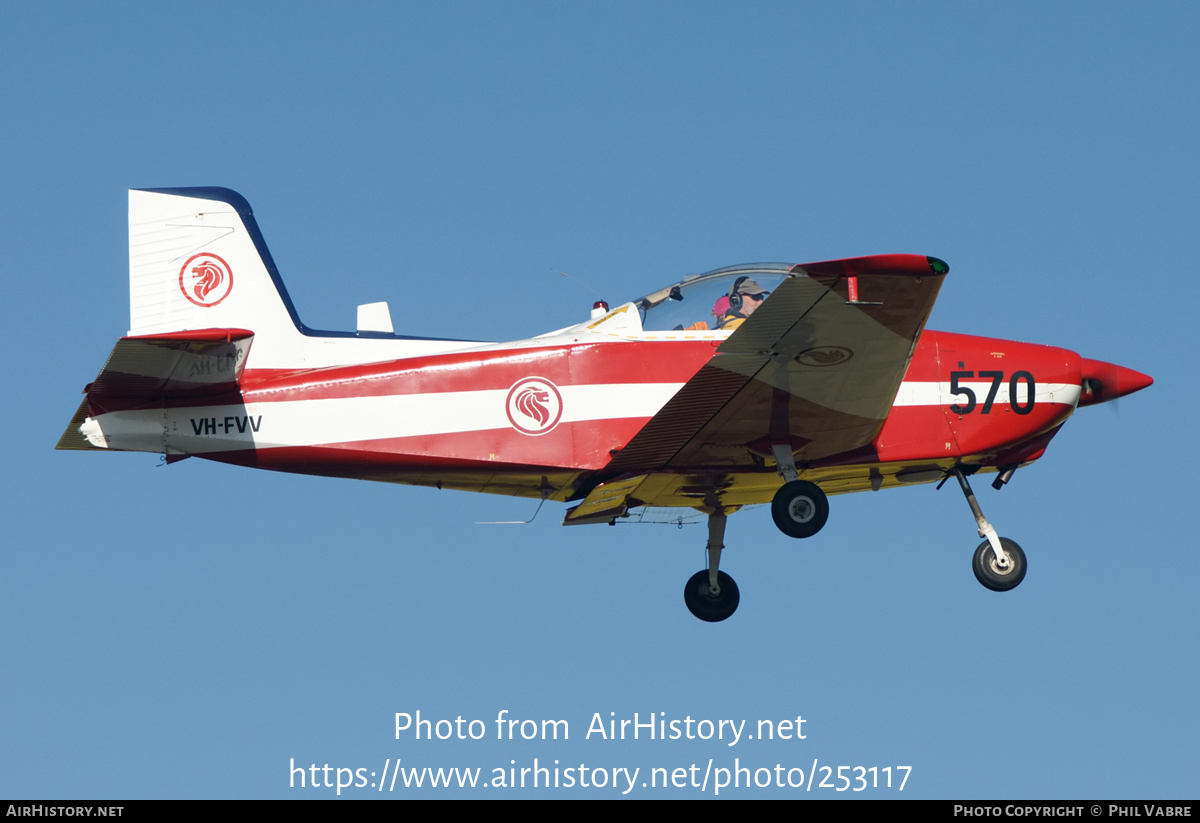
[56,328,254,448]
[56,399,99,451]
[85,329,253,408]
[58,329,255,450]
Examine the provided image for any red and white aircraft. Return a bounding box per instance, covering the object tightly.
[59,188,1152,621]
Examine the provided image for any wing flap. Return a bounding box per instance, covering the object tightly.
[562,475,650,525]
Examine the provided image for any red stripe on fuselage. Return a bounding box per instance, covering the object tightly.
[83,339,718,413]
[239,340,717,404]
[234,416,654,472]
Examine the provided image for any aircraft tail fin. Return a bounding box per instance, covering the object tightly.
[129,187,305,348]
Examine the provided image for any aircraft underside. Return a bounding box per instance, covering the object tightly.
[197,448,985,503]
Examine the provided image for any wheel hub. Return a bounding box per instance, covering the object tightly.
[788,497,814,522]
[987,552,1013,575]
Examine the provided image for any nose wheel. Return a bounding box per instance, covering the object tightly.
[972,537,1027,591]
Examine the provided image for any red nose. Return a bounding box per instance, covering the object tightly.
[1078,359,1153,407]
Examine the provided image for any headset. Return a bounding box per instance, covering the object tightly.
[727,276,749,311]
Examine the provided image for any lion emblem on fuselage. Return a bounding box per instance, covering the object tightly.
[505,378,563,435]
[516,387,551,427]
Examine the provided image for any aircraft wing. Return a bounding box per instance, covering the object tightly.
[602,255,947,476]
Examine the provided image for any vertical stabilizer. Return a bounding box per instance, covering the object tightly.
[125,187,480,371]
[128,187,304,351]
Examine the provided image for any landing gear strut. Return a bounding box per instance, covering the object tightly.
[684,510,740,622]
[950,466,1027,592]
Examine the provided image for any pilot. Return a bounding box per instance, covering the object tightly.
[715,277,770,330]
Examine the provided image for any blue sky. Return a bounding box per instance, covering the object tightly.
[2,1,1195,798]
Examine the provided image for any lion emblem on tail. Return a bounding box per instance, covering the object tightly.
[190,260,225,302]
[178,253,234,307]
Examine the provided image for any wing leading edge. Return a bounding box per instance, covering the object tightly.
[566,255,947,519]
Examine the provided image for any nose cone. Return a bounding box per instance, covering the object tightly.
[1078,358,1154,406]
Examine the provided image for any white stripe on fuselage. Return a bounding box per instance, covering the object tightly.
[892,381,1081,408]
[81,379,1083,455]
[84,382,685,453]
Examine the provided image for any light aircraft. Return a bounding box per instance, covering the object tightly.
[59,188,1152,621]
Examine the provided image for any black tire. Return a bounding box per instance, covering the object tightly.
[683,569,740,622]
[771,480,829,538]
[972,537,1027,592]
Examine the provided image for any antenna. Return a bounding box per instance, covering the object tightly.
[557,269,602,299]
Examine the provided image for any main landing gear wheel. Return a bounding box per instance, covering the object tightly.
[972,537,1027,592]
[771,480,829,538]
[684,569,740,622]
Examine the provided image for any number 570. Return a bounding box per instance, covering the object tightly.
[948,370,1035,415]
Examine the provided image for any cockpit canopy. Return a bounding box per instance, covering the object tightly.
[632,264,794,332]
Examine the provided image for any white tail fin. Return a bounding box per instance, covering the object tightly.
[127,188,477,370]
[129,187,303,345]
